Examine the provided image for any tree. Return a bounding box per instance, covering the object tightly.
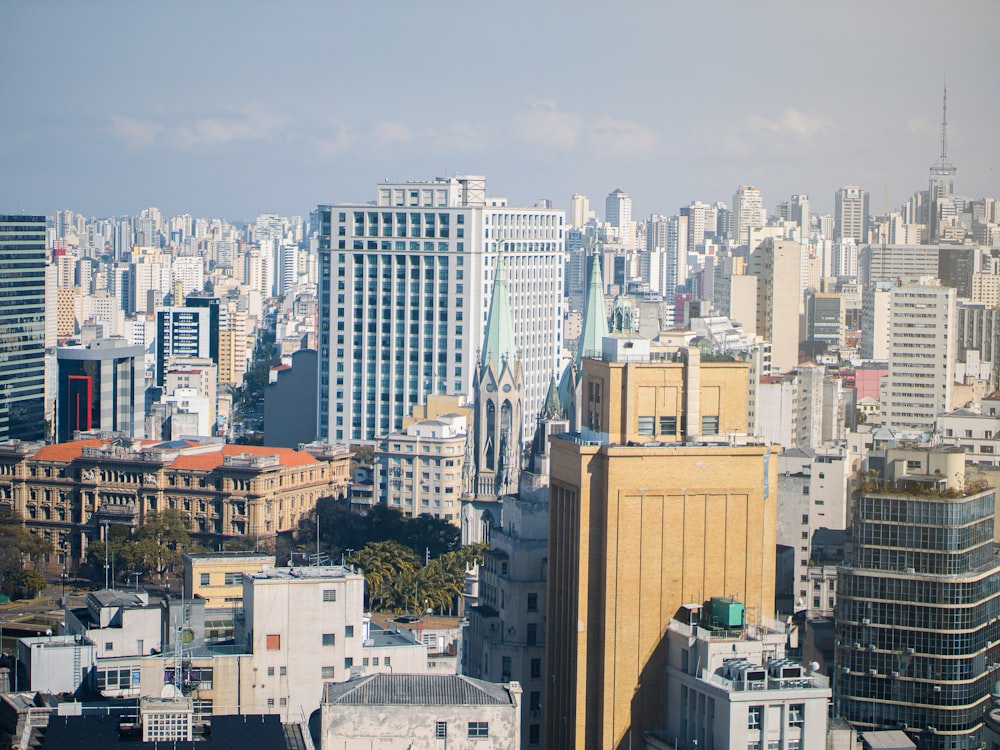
[348,541,419,610]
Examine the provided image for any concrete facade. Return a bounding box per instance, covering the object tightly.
[545,337,778,750]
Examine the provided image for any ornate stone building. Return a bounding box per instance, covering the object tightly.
[0,435,351,572]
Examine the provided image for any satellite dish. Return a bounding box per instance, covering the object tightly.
[160,684,179,699]
[181,628,195,644]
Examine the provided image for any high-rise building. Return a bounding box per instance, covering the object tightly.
[316,175,564,444]
[834,185,870,244]
[569,193,590,228]
[881,278,955,434]
[732,186,766,247]
[545,336,778,750]
[0,215,47,442]
[155,306,213,387]
[56,337,145,442]
[747,238,802,373]
[605,189,632,250]
[835,447,1000,750]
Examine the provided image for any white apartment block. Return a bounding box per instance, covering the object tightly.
[748,238,801,374]
[661,606,830,750]
[881,278,956,435]
[938,397,1000,466]
[374,413,468,522]
[317,176,564,444]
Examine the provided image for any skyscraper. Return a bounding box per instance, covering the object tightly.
[732,185,765,247]
[545,336,778,750]
[834,185,870,244]
[569,193,590,228]
[316,176,564,444]
[835,447,1000,750]
[881,278,955,435]
[605,188,633,249]
[747,238,802,373]
[155,305,214,387]
[0,215,47,442]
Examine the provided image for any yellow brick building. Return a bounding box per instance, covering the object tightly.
[546,338,778,750]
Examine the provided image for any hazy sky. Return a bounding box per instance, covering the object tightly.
[2,0,997,224]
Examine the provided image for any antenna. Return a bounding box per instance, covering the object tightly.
[939,81,949,162]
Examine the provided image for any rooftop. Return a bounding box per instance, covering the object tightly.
[249,564,360,582]
[323,673,515,706]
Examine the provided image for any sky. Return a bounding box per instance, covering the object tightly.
[2,0,998,224]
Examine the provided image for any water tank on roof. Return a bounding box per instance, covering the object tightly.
[709,596,745,629]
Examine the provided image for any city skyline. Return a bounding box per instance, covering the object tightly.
[3,1,998,222]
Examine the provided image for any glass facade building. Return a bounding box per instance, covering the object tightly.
[0,215,47,442]
[835,483,1000,749]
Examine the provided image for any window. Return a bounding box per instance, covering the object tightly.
[224,572,243,585]
[279,667,286,676]
[789,703,804,727]
[105,642,114,651]
[267,698,274,707]
[345,625,355,638]
[322,633,335,646]
[637,416,655,436]
[748,705,762,729]
[323,589,337,602]
[344,657,354,668]
[200,573,210,585]
[266,634,280,650]
[659,416,677,434]
[530,658,541,679]
[435,722,448,739]
[384,657,391,667]
[321,666,335,679]
[527,593,538,612]
[280,698,287,707]
[701,415,719,435]
[267,666,275,676]
[468,722,489,738]
[528,724,540,745]
[529,691,541,711]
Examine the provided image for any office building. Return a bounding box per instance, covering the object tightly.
[881,278,956,435]
[0,215,47,442]
[834,185,870,244]
[155,305,213,387]
[316,176,564,444]
[545,335,778,750]
[569,193,590,228]
[835,447,1000,750]
[56,337,145,442]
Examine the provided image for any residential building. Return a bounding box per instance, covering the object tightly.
[835,447,1000,750]
[660,600,831,750]
[56,338,145,442]
[881,278,956,435]
[605,189,633,250]
[375,413,468,522]
[834,185,870,244]
[545,335,778,750]
[756,367,845,450]
[569,193,590,228]
[733,186,766,247]
[321,674,522,749]
[0,215,47,442]
[64,589,162,661]
[861,286,892,361]
[316,175,564,444]
[938,396,1000,467]
[748,238,802,373]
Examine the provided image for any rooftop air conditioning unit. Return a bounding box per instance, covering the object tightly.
[869,669,878,676]
[862,618,870,625]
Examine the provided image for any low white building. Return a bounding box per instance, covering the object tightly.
[321,673,521,749]
[662,602,831,750]
[18,635,95,695]
[937,397,1000,467]
[63,590,162,662]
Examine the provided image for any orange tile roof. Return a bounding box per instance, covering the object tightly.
[171,444,318,471]
[32,439,103,462]
[30,439,318,472]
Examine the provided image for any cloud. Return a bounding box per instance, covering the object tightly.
[589,116,657,157]
[372,121,413,147]
[904,116,935,138]
[317,122,358,157]
[512,100,584,149]
[718,107,834,157]
[106,107,287,150]
[107,115,162,148]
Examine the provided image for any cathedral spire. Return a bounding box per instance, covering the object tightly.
[480,242,517,372]
[576,252,609,366]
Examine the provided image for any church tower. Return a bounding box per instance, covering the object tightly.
[559,252,609,430]
[473,247,523,498]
